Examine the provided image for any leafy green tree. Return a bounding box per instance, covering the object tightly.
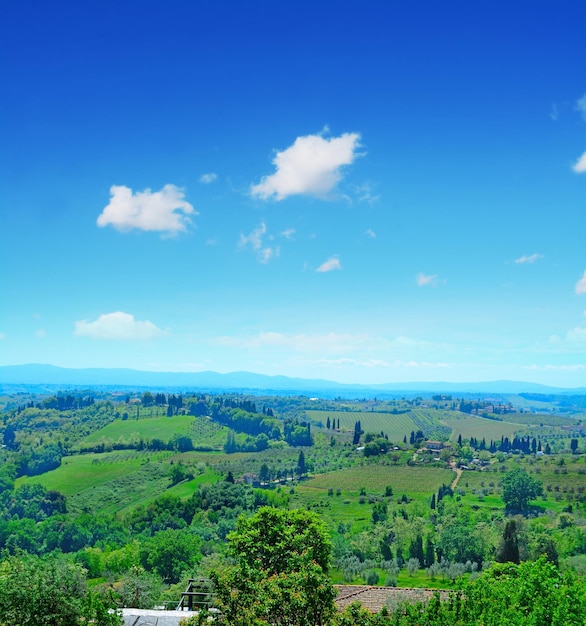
[118,566,163,609]
[501,468,543,512]
[170,463,188,485]
[437,521,485,565]
[0,553,121,626]
[259,463,270,483]
[2,425,16,449]
[139,529,202,583]
[141,391,154,407]
[372,501,388,524]
[385,558,586,626]
[210,507,336,626]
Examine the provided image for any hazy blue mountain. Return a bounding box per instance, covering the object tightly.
[1,364,584,396]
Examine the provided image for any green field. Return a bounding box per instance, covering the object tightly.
[290,464,455,535]
[307,410,419,442]
[17,451,158,495]
[305,464,455,495]
[442,416,520,442]
[79,414,195,446]
[16,450,221,515]
[497,412,584,427]
[457,456,586,494]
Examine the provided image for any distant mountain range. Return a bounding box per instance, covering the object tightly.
[0,364,584,396]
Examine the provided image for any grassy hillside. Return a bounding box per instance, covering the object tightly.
[16,450,222,515]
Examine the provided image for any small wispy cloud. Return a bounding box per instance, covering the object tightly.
[356,182,380,204]
[576,270,586,294]
[301,357,391,368]
[210,331,366,353]
[575,93,586,120]
[0,332,6,340]
[416,273,442,287]
[281,228,296,239]
[566,327,586,342]
[35,329,46,338]
[366,228,376,239]
[549,327,586,346]
[199,173,218,184]
[251,130,363,200]
[292,356,449,370]
[239,222,280,264]
[97,185,196,234]
[74,312,166,341]
[514,253,543,264]
[317,256,342,273]
[549,103,559,121]
[524,363,586,371]
[572,152,586,174]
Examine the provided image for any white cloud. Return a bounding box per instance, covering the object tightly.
[514,253,543,264]
[575,94,586,120]
[97,185,196,234]
[291,356,449,370]
[549,104,558,121]
[416,273,440,287]
[549,325,586,346]
[211,331,370,354]
[199,173,218,184]
[356,183,380,204]
[74,312,165,341]
[567,327,586,342]
[572,152,586,174]
[576,270,586,294]
[525,363,586,371]
[317,256,342,272]
[0,332,5,340]
[305,357,391,368]
[366,228,376,239]
[251,131,362,200]
[209,331,439,357]
[35,329,46,338]
[238,223,280,264]
[281,228,296,239]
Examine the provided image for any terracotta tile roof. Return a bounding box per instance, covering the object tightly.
[334,585,450,613]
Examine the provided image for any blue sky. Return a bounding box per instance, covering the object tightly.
[1,0,585,387]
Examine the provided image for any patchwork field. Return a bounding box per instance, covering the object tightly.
[290,464,455,535]
[78,414,195,445]
[16,450,221,515]
[442,416,520,442]
[307,410,420,442]
[304,464,455,495]
[74,414,228,450]
[306,407,542,444]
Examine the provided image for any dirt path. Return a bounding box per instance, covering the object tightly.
[450,466,463,490]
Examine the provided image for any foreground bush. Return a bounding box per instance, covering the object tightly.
[0,553,122,626]
[334,557,586,626]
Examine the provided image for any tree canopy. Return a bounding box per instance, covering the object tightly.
[210,507,336,626]
[501,468,543,512]
[0,553,121,626]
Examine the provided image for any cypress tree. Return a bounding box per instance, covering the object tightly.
[496,520,520,564]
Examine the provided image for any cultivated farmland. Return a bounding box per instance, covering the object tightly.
[442,416,520,442]
[307,410,420,442]
[305,464,455,495]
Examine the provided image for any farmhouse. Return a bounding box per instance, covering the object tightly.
[424,440,444,451]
